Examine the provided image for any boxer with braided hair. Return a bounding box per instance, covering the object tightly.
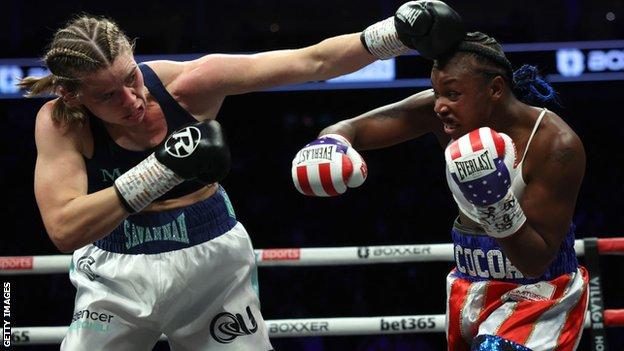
[293,32,588,351]
[21,4,465,350]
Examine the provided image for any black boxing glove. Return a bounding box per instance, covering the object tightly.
[114,120,231,213]
[155,120,231,182]
[361,0,465,60]
[395,1,465,60]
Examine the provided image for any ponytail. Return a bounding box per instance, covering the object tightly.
[18,74,86,124]
[51,99,87,125]
[512,65,560,108]
[17,74,56,97]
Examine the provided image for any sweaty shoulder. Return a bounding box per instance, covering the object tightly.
[523,110,585,184]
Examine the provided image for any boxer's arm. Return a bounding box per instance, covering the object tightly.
[34,103,128,252]
[172,33,372,104]
[497,125,585,277]
[321,89,445,149]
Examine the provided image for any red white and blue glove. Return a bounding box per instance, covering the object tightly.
[292,134,367,197]
[445,127,526,238]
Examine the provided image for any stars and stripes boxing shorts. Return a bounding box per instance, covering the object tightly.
[446,266,589,351]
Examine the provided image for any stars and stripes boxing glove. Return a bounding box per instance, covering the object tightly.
[444,127,526,238]
[292,134,367,197]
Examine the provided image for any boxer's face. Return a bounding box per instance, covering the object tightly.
[431,56,494,139]
[76,53,147,126]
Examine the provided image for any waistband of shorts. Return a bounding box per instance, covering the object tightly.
[451,220,578,284]
[94,185,237,254]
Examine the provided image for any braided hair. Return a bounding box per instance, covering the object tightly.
[18,15,134,125]
[434,32,559,108]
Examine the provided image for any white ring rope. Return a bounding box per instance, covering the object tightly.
[9,311,623,345]
[0,239,597,274]
[3,237,624,274]
[3,237,623,345]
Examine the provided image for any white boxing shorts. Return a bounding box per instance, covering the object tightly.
[61,188,273,351]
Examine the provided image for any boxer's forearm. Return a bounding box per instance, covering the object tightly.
[180,33,374,98]
[497,223,559,278]
[302,33,376,80]
[43,187,128,253]
[320,120,358,144]
[320,94,435,151]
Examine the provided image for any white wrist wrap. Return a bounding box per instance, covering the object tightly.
[114,153,184,213]
[477,192,527,238]
[362,17,410,60]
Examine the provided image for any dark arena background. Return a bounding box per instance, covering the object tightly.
[1,0,624,350]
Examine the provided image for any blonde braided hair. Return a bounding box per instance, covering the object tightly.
[18,15,134,125]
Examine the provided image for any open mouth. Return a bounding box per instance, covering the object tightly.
[443,123,457,135]
[124,105,145,121]
[442,118,461,137]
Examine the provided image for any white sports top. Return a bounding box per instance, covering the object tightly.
[446,108,548,220]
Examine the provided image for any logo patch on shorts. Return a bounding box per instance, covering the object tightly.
[504,282,556,302]
[77,256,99,281]
[209,306,258,343]
[69,308,115,334]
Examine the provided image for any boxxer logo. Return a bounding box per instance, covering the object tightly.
[210,306,258,344]
[357,247,370,258]
[165,126,201,158]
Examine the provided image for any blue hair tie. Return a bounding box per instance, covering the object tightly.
[512,65,560,107]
